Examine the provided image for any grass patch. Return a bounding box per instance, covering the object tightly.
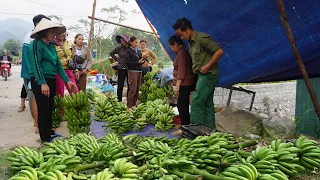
[0,150,14,179]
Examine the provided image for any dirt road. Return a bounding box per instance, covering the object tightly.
[0,66,68,149]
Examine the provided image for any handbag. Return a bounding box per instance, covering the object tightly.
[74,55,86,64]
[59,44,75,70]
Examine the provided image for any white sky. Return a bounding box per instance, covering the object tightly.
[0,0,151,35]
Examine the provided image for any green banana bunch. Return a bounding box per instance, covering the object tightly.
[135,140,172,162]
[99,133,122,145]
[207,132,234,147]
[87,89,97,102]
[295,136,320,171]
[221,163,258,180]
[90,168,117,180]
[54,95,65,109]
[41,169,68,180]
[42,142,77,159]
[258,169,288,180]
[37,157,67,173]
[111,158,140,179]
[144,107,158,124]
[103,113,135,134]
[67,125,90,135]
[155,113,174,132]
[8,147,44,170]
[9,167,41,180]
[88,142,134,164]
[135,115,147,131]
[64,91,90,110]
[64,106,91,135]
[68,133,100,157]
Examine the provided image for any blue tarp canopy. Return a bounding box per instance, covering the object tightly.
[135,0,320,87]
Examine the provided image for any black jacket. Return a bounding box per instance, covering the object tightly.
[109,45,128,69]
[124,47,143,71]
[0,55,13,61]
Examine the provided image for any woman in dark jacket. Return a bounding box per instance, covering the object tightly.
[109,34,130,102]
[168,36,196,126]
[124,36,145,110]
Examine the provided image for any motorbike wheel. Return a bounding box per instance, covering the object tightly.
[4,70,8,81]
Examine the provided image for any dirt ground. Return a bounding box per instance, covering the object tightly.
[0,66,68,149]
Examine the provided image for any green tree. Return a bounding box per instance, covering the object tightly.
[3,39,21,56]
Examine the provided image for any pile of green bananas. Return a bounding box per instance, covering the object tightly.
[99,133,122,145]
[94,95,128,122]
[52,95,64,128]
[87,88,97,102]
[139,79,167,103]
[64,91,90,110]
[8,147,44,171]
[63,91,91,135]
[88,142,134,164]
[258,169,288,180]
[135,140,173,161]
[221,163,258,180]
[296,136,320,171]
[103,113,135,134]
[68,133,100,158]
[8,167,41,180]
[37,156,68,173]
[42,142,77,158]
[90,168,116,180]
[41,169,68,180]
[110,158,140,179]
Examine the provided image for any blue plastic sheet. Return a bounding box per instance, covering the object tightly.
[135,0,320,87]
[90,118,179,139]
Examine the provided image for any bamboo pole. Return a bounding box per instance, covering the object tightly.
[276,0,320,120]
[87,0,97,62]
[88,16,154,35]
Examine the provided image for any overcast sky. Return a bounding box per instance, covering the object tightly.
[0,0,151,35]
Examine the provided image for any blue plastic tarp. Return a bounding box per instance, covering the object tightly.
[135,0,320,87]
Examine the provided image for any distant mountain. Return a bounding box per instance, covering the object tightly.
[0,18,33,45]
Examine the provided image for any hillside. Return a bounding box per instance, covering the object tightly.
[0,18,33,45]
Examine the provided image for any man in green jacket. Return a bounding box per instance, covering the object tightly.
[173,17,224,129]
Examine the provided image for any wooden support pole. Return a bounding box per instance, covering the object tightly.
[87,0,97,62]
[88,16,154,35]
[276,0,320,120]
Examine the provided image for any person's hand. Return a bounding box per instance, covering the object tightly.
[173,86,180,96]
[66,81,76,90]
[16,59,22,65]
[41,84,50,97]
[81,69,88,75]
[74,72,80,80]
[200,65,210,74]
[139,59,145,64]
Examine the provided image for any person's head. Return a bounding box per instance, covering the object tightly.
[129,36,139,49]
[3,50,7,56]
[36,28,57,41]
[56,32,67,42]
[173,17,193,40]
[74,34,84,46]
[32,14,51,27]
[116,34,129,47]
[168,36,184,53]
[140,40,147,50]
[120,38,127,47]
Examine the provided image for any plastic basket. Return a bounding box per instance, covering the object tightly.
[181,124,215,139]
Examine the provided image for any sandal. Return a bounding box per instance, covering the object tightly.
[17,105,26,112]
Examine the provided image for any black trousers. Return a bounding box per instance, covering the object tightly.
[177,85,195,125]
[117,69,129,102]
[21,84,27,99]
[142,67,151,77]
[31,77,55,142]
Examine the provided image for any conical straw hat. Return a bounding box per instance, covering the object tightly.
[30,18,66,39]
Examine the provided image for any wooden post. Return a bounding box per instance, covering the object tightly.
[276,0,320,120]
[87,0,97,64]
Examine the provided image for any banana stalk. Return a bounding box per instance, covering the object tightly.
[168,169,203,180]
[181,167,224,180]
[72,162,105,173]
[221,140,257,149]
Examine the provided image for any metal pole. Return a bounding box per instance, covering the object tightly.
[276,0,320,120]
[87,0,97,60]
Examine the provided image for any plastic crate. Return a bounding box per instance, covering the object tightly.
[181,124,215,139]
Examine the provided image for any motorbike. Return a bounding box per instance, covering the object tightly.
[0,60,11,81]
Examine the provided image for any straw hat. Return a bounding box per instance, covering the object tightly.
[30,18,66,39]
[116,34,129,43]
